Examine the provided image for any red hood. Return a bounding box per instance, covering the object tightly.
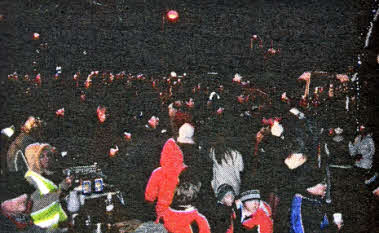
[160,138,185,170]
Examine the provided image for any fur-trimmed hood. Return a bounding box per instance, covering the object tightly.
[25,143,53,174]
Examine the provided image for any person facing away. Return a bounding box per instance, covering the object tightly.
[176,122,206,171]
[209,134,244,201]
[162,169,211,233]
[207,133,245,231]
[145,138,187,223]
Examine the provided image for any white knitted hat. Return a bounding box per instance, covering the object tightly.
[177,123,195,144]
[240,190,260,202]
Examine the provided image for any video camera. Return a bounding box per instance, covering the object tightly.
[63,163,125,206]
[63,163,106,180]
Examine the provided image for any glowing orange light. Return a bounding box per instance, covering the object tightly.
[167,10,179,21]
[33,33,40,40]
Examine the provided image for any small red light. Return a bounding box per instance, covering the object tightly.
[167,10,179,21]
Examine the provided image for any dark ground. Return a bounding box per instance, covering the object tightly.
[0,0,379,232]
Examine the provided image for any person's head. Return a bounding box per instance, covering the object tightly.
[172,168,202,207]
[373,186,379,197]
[97,106,107,123]
[284,135,308,169]
[171,111,193,136]
[243,199,260,213]
[173,181,201,206]
[177,123,195,144]
[270,120,284,137]
[209,129,237,164]
[39,146,56,170]
[217,184,236,207]
[223,193,235,207]
[240,190,261,214]
[168,103,177,118]
[358,125,372,137]
[21,116,43,134]
[284,135,307,158]
[25,143,56,174]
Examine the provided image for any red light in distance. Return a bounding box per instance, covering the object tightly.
[167,10,179,22]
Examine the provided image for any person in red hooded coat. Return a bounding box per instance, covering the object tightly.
[145,138,187,222]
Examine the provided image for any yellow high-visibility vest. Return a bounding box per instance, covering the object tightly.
[25,170,67,229]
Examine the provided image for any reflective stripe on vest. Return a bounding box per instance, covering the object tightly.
[25,170,67,228]
[31,201,67,229]
[25,170,58,195]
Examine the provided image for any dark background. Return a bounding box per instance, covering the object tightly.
[1,0,377,119]
[1,0,366,74]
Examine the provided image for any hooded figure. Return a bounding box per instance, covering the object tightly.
[23,143,69,230]
[145,138,187,222]
[24,143,54,174]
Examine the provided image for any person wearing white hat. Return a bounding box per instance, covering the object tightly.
[176,123,213,220]
[177,123,195,145]
[177,122,213,175]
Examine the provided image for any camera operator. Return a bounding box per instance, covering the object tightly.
[23,143,73,232]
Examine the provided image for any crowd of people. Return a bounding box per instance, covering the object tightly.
[141,71,378,233]
[1,69,378,232]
